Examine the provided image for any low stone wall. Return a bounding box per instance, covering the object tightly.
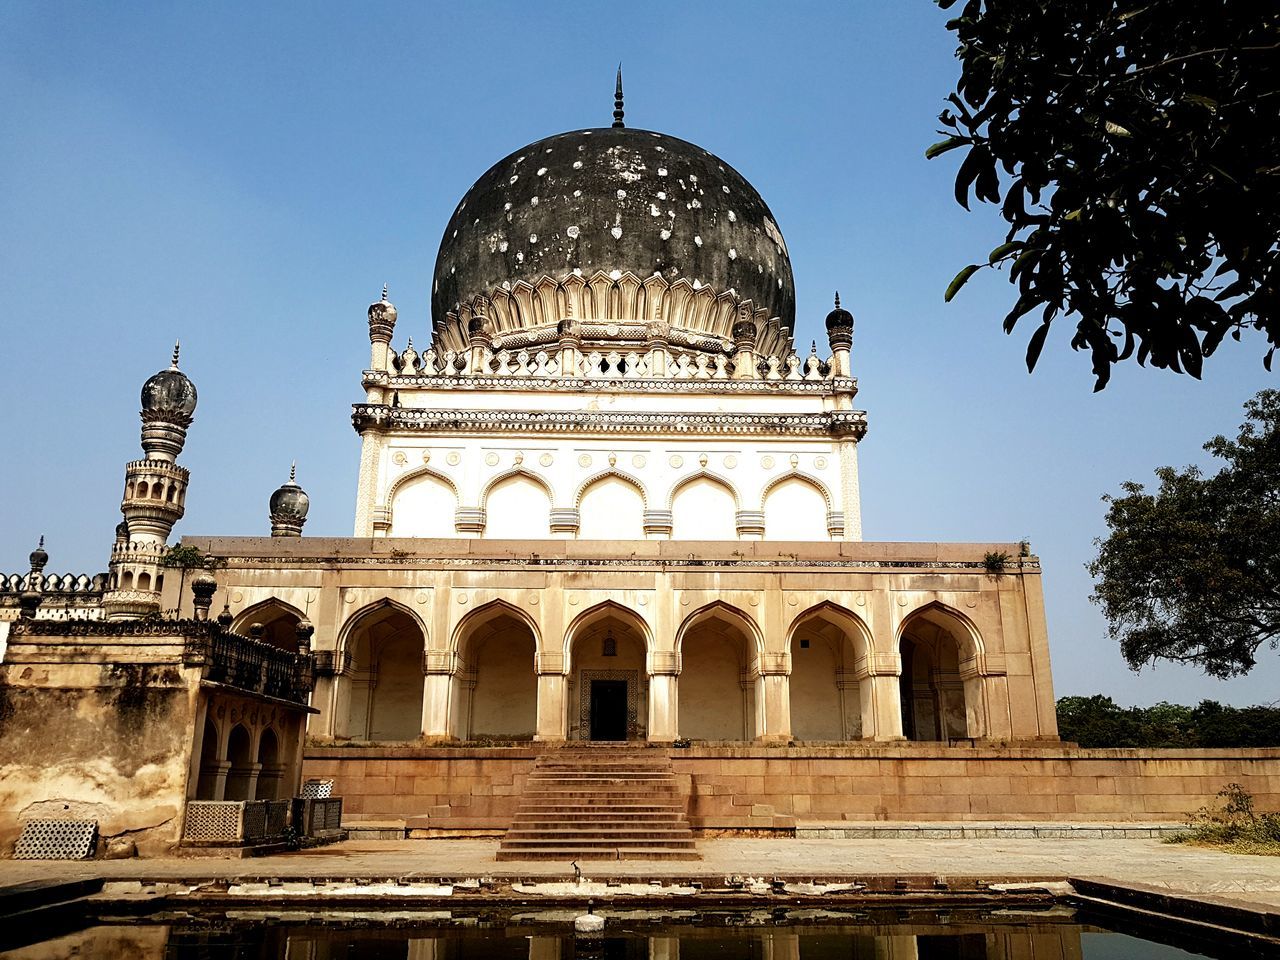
[302,743,1280,836]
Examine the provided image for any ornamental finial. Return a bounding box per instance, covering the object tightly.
[834,291,841,309]
[810,340,818,355]
[171,340,181,369]
[289,460,296,483]
[613,64,625,128]
[382,283,389,302]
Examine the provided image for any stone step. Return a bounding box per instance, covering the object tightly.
[501,838,697,850]
[513,813,684,823]
[498,747,700,862]
[495,848,700,862]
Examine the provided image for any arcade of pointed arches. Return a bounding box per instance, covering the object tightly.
[383,464,839,541]
[242,594,1004,745]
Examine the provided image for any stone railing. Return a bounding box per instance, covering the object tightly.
[0,572,108,596]
[8,618,314,706]
[182,799,290,844]
[391,342,833,383]
[203,627,314,705]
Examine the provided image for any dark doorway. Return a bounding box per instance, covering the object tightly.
[589,680,628,741]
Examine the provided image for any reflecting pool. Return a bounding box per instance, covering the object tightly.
[0,908,1242,960]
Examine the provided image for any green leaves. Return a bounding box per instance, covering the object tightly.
[945,264,982,302]
[1089,390,1280,677]
[925,136,968,160]
[930,0,1280,388]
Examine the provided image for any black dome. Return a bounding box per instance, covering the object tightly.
[432,127,795,335]
[141,367,197,418]
[269,480,310,520]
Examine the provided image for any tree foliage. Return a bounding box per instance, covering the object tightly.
[1056,695,1280,747]
[1088,390,1280,677]
[932,0,1280,389]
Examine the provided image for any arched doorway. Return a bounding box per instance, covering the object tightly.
[566,602,649,741]
[340,603,426,741]
[787,603,872,740]
[677,603,759,741]
[899,604,980,741]
[195,719,221,800]
[224,724,253,801]
[232,599,302,651]
[452,602,538,740]
[256,728,281,800]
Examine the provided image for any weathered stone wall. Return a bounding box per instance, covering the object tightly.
[0,661,199,855]
[303,744,1280,834]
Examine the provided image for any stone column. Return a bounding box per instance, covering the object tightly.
[207,761,231,802]
[535,652,567,741]
[421,652,455,740]
[647,652,680,741]
[755,653,791,743]
[865,660,905,741]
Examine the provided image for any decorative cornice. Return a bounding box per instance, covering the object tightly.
[351,405,869,439]
[210,554,1039,573]
[365,370,856,397]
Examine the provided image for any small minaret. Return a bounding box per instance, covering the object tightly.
[18,537,49,619]
[367,284,398,373]
[269,463,310,537]
[825,292,854,378]
[103,343,198,621]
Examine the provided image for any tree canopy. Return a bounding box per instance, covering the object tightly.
[1056,695,1280,747]
[931,0,1280,389]
[1089,390,1280,677]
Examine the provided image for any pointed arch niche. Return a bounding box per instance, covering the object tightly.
[577,472,645,540]
[670,474,737,540]
[787,603,874,740]
[389,469,458,538]
[898,602,984,742]
[565,602,650,741]
[676,602,761,741]
[483,471,552,538]
[231,598,303,651]
[451,601,538,740]
[763,475,830,541]
[338,602,426,742]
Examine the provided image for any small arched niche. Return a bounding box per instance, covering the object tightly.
[671,476,737,540]
[389,472,457,538]
[578,474,645,540]
[763,477,829,541]
[485,474,551,538]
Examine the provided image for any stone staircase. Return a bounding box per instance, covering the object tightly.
[496,745,700,861]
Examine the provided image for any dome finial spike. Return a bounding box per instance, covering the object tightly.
[834,291,840,309]
[38,535,44,549]
[382,283,389,302]
[810,339,818,355]
[612,64,625,128]
[171,340,181,369]
[289,460,296,483]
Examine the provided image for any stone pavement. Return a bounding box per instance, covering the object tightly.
[1,837,1277,906]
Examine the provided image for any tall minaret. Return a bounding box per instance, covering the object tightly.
[102,343,198,621]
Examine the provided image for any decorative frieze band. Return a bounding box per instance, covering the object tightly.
[352,405,869,440]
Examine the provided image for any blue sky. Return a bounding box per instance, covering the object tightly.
[1,2,1275,706]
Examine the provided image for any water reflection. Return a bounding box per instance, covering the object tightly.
[1,916,1206,960]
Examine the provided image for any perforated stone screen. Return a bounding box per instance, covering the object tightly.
[183,801,242,842]
[13,819,98,860]
[301,779,334,798]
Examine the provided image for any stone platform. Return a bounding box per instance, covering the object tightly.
[303,742,1280,835]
